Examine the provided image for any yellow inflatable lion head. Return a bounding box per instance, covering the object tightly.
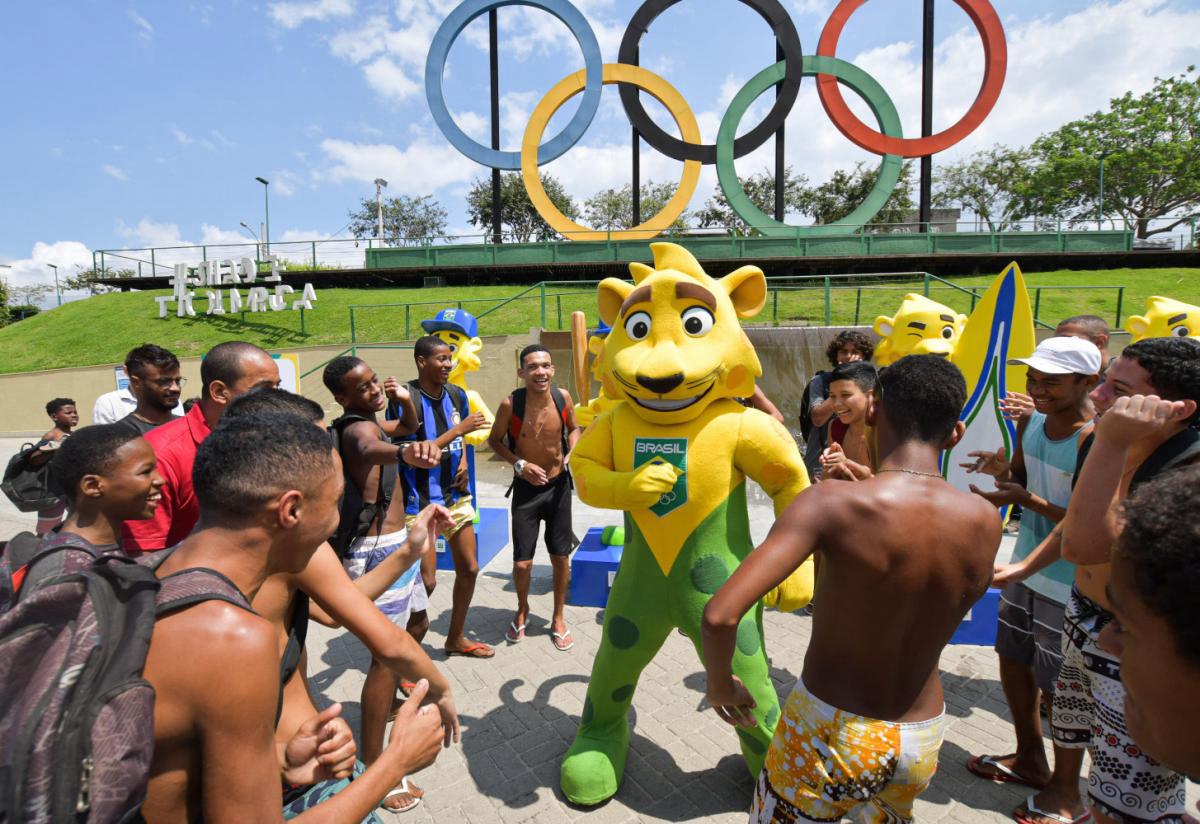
[1125,296,1200,342]
[873,293,967,366]
[596,243,764,425]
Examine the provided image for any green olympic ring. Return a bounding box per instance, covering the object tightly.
[716,55,903,237]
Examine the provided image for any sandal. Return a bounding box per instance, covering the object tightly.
[445,641,495,658]
[551,629,574,651]
[505,620,526,643]
[966,754,1049,789]
[1013,793,1092,824]
[381,777,423,814]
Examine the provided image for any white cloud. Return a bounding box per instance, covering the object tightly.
[0,241,95,307]
[362,56,421,102]
[102,164,129,181]
[210,129,235,147]
[268,0,353,29]
[127,9,153,41]
[271,169,304,197]
[319,138,476,192]
[118,218,187,248]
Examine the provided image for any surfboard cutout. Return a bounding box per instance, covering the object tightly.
[942,262,1037,515]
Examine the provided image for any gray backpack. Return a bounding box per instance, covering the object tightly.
[0,543,251,823]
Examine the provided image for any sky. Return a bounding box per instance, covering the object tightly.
[2,0,1199,304]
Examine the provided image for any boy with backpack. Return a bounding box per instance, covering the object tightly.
[487,344,580,650]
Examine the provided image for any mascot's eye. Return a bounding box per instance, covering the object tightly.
[941,326,955,339]
[625,311,652,341]
[681,306,714,337]
[1171,326,1190,337]
[448,343,458,353]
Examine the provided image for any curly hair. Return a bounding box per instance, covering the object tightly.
[1122,338,1200,426]
[1117,464,1200,664]
[876,355,966,445]
[49,424,141,500]
[825,330,875,368]
[322,356,367,396]
[45,398,75,416]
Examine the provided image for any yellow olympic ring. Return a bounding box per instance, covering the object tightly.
[521,64,701,242]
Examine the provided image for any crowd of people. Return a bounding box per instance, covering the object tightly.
[2,314,1198,824]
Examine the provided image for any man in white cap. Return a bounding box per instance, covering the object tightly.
[961,335,1101,824]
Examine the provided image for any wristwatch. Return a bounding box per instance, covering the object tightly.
[514,459,527,476]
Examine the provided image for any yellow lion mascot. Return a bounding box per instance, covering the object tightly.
[562,243,811,805]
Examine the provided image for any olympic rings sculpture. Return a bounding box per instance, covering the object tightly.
[425,0,1007,241]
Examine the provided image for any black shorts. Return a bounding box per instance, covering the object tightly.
[511,472,574,563]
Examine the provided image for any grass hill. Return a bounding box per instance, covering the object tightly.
[0,267,1195,375]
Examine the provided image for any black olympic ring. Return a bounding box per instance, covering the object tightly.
[617,0,804,164]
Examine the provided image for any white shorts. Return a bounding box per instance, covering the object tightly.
[342,529,427,628]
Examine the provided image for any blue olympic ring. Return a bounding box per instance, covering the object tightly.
[424,0,604,171]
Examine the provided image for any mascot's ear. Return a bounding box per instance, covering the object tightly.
[1126,315,1150,339]
[588,336,605,357]
[722,265,767,319]
[874,316,895,337]
[599,278,634,326]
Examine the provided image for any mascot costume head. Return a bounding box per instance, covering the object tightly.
[563,243,811,805]
[1125,296,1200,342]
[873,293,967,366]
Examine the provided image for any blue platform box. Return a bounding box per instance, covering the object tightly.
[435,506,508,572]
[949,587,1001,646]
[569,527,624,608]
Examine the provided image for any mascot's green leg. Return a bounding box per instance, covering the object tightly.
[676,557,779,778]
[561,530,673,806]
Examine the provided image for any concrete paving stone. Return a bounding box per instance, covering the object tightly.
[521,738,568,769]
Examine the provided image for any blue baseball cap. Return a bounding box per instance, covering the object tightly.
[421,308,479,339]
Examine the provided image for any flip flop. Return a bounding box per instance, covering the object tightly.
[966,755,1049,789]
[381,777,423,814]
[1013,793,1092,824]
[445,641,495,658]
[551,629,574,651]
[505,620,526,643]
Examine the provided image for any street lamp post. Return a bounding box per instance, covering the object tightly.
[47,263,61,307]
[239,221,261,261]
[255,177,270,257]
[1097,152,1110,229]
[374,178,388,245]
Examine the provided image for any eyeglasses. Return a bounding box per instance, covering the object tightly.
[147,377,186,389]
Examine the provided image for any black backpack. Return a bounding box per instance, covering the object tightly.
[507,387,570,456]
[2,441,63,513]
[798,372,827,443]
[0,538,251,823]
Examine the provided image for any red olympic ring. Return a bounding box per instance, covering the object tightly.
[816,0,1007,157]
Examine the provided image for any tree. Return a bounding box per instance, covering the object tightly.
[802,161,916,229]
[466,172,578,243]
[8,283,53,307]
[933,145,1032,232]
[347,194,448,244]
[0,276,9,326]
[1018,67,1200,238]
[694,166,809,235]
[65,267,137,295]
[582,181,690,232]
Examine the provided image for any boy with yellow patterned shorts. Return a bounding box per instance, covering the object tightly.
[703,356,1003,823]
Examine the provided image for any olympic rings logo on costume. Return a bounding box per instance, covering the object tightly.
[425,0,1007,242]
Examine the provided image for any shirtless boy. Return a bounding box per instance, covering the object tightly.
[142,413,445,823]
[322,357,445,788]
[224,387,457,815]
[818,360,876,482]
[486,344,580,650]
[703,355,1001,823]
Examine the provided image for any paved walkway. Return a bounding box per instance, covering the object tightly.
[1,438,1194,822]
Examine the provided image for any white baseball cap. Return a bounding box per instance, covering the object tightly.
[1008,336,1102,376]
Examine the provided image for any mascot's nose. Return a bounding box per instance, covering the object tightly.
[637,373,685,394]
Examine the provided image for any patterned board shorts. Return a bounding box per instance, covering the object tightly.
[343,529,428,628]
[282,760,384,823]
[1051,587,1188,823]
[752,679,947,823]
